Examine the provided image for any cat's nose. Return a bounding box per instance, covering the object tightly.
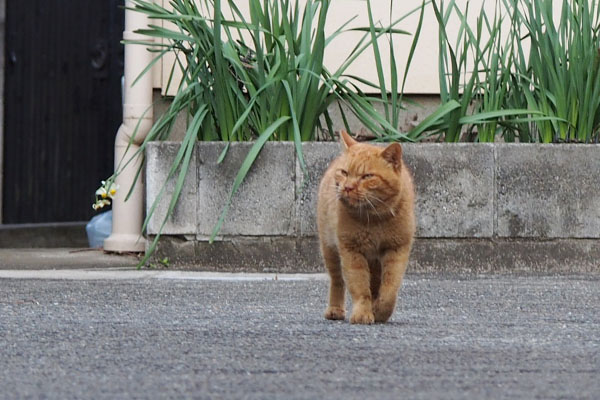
[343,185,355,193]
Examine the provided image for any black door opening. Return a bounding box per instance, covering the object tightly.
[3,0,124,223]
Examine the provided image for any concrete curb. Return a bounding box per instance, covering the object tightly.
[0,269,327,281]
[0,248,139,270]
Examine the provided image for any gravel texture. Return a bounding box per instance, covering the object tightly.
[1,274,599,399]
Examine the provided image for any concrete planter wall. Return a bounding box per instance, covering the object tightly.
[146,142,600,273]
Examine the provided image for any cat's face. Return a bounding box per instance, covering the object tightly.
[333,132,403,212]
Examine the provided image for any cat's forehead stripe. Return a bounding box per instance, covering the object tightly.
[348,158,365,174]
[346,148,380,174]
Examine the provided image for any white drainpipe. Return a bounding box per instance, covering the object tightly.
[104,1,154,252]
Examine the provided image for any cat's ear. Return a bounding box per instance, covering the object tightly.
[381,142,403,170]
[340,130,357,150]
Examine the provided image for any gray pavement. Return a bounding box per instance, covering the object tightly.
[1,272,599,399]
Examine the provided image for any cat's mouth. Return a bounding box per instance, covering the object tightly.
[339,193,363,208]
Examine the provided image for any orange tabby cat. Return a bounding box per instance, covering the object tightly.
[317,130,415,324]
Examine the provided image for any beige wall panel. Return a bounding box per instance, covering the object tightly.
[158,0,561,96]
[324,0,442,94]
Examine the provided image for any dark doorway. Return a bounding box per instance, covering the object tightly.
[3,0,124,223]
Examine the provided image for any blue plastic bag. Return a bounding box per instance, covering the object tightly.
[86,210,112,248]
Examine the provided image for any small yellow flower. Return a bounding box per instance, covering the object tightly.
[95,181,119,198]
[96,187,108,198]
[105,182,119,199]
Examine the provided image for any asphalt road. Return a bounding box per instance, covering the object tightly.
[1,273,599,399]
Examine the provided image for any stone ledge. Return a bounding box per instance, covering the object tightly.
[146,142,600,272]
[0,222,88,248]
[149,235,321,273]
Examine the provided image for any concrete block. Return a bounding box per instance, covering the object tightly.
[196,142,295,237]
[296,142,341,236]
[496,144,600,238]
[146,142,198,235]
[403,143,495,238]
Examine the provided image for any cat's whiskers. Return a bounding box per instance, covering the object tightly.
[364,193,381,213]
[364,196,383,220]
[368,194,396,217]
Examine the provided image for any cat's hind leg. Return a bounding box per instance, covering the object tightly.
[373,247,410,323]
[322,245,346,320]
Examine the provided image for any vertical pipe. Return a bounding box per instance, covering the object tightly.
[103,0,154,252]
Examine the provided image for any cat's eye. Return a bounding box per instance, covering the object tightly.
[339,169,348,177]
[362,173,374,179]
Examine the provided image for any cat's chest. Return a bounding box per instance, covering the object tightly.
[337,221,396,256]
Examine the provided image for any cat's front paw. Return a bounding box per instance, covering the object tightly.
[324,306,346,320]
[349,310,375,325]
[373,299,395,323]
